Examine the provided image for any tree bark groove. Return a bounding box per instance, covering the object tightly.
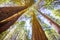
[32,12,48,40]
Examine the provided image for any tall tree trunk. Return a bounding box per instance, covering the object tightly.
[37,10,60,34]
[31,11,48,40]
[0,8,27,33]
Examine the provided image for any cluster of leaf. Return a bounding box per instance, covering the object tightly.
[44,0,54,5]
[43,0,57,9]
[0,0,10,4]
[0,30,10,40]
[45,29,56,40]
[52,9,60,19]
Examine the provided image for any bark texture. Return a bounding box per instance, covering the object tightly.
[0,7,27,33]
[32,12,48,40]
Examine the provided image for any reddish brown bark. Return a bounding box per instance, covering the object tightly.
[0,6,27,21]
[32,12,48,40]
[0,7,27,33]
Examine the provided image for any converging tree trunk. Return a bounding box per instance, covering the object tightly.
[0,7,27,33]
[37,10,60,34]
[32,11,48,40]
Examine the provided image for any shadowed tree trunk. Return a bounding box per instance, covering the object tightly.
[0,0,35,34]
[0,6,27,22]
[32,11,48,40]
[37,10,60,34]
[0,6,27,33]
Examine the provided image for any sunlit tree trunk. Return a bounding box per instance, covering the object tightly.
[31,11,48,40]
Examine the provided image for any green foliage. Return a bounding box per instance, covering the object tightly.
[20,21,25,26]
[53,9,60,17]
[52,9,60,19]
[12,0,22,5]
[0,30,9,40]
[45,28,60,40]
[0,0,10,4]
[43,0,57,9]
[44,0,55,5]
